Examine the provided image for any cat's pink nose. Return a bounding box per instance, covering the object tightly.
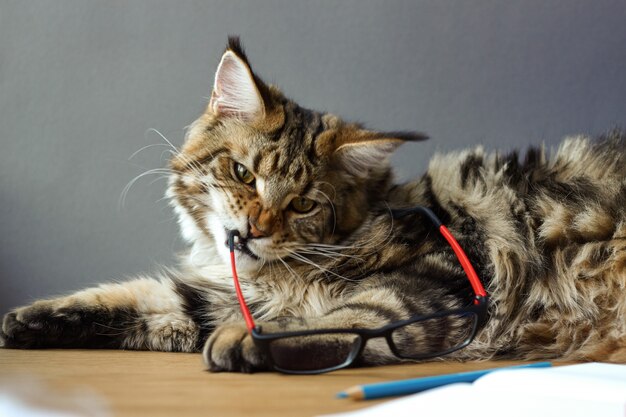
[249,222,266,238]
[248,208,278,238]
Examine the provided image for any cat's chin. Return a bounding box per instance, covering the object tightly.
[230,251,264,272]
[214,239,264,272]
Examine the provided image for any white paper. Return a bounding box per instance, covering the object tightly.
[320,363,626,417]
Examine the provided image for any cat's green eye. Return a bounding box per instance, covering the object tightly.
[290,196,316,213]
[234,162,255,185]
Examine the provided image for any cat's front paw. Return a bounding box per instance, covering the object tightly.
[203,323,269,373]
[1,299,120,349]
[2,300,77,348]
[3,301,58,348]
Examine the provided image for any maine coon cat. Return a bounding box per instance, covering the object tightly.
[2,37,625,372]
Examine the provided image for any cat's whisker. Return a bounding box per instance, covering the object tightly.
[277,257,300,283]
[359,220,394,250]
[172,151,207,180]
[298,247,364,261]
[267,256,277,282]
[295,249,343,264]
[287,252,332,281]
[208,183,240,191]
[316,181,338,199]
[146,128,181,154]
[202,181,225,194]
[161,149,181,164]
[305,243,357,250]
[155,195,169,204]
[305,242,377,254]
[256,258,267,274]
[298,246,348,257]
[159,137,235,196]
[287,250,360,282]
[317,247,364,259]
[119,168,177,209]
[152,134,209,182]
[129,143,178,161]
[180,194,210,207]
[148,175,172,187]
[317,190,337,236]
[370,222,396,253]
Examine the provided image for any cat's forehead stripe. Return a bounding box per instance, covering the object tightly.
[252,152,263,173]
[273,105,324,174]
[243,103,326,184]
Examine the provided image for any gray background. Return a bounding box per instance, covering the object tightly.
[1,1,625,312]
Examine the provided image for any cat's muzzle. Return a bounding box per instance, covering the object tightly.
[225,229,260,260]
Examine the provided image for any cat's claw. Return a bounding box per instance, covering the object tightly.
[203,322,269,373]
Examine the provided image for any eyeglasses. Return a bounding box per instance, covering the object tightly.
[228,206,489,374]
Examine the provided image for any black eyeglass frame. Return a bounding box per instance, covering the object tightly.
[250,297,488,374]
[228,206,490,374]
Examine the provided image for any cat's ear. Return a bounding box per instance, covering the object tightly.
[209,37,268,123]
[332,130,428,176]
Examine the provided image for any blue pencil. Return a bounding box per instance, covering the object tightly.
[337,362,552,400]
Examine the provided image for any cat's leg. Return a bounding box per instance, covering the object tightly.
[1,276,209,352]
[204,280,464,372]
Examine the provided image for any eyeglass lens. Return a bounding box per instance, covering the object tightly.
[267,333,362,372]
[389,312,478,358]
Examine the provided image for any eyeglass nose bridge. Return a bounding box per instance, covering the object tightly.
[362,328,410,360]
[338,328,398,368]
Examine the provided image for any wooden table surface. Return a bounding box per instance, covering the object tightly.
[0,349,529,417]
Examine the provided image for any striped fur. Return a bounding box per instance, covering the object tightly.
[2,38,625,371]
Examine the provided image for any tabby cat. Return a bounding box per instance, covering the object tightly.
[2,37,626,372]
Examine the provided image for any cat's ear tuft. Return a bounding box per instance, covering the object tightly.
[378,131,429,143]
[209,38,266,123]
[334,130,428,177]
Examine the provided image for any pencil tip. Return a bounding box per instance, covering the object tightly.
[336,392,348,399]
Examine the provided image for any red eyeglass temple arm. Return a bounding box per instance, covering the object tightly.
[438,225,488,299]
[228,232,257,332]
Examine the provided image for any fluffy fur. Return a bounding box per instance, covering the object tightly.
[2,37,625,371]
